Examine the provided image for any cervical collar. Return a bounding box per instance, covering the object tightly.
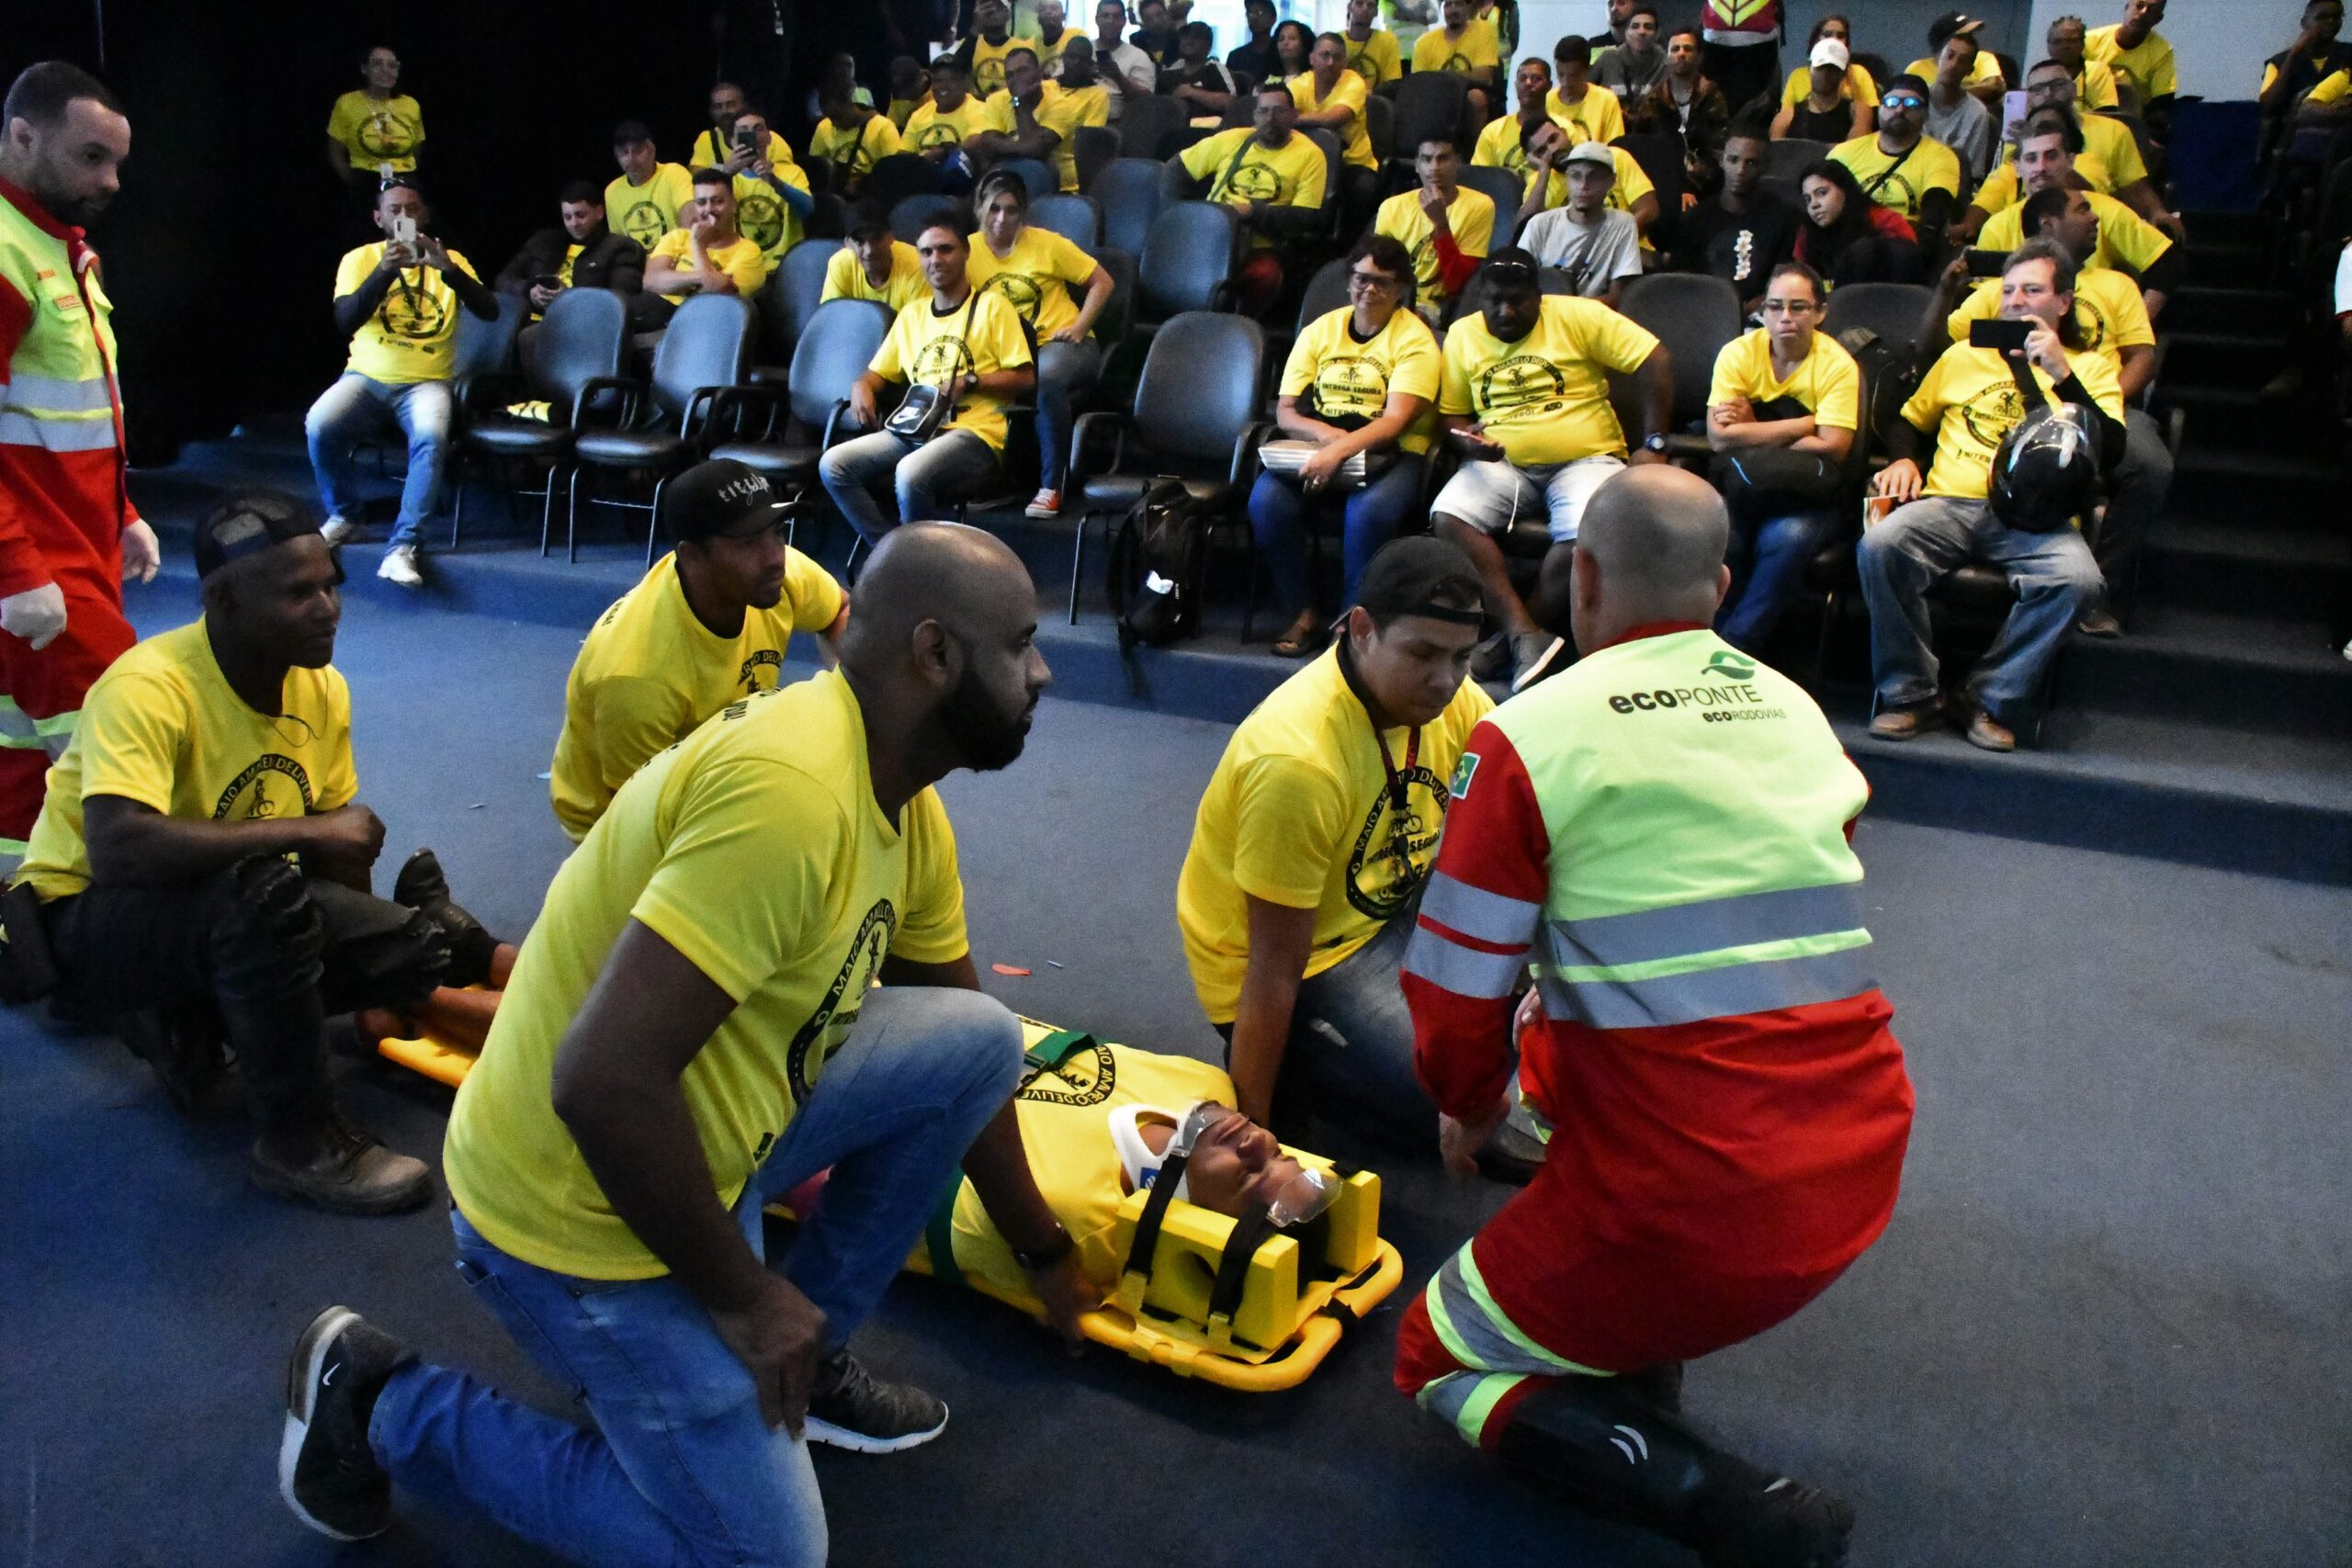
[1112,1101,1198,1201]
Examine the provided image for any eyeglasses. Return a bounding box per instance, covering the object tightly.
[1348,270,1401,291]
[1882,94,1925,109]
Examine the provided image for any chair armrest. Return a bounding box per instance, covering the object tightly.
[820,398,871,451]
[708,385,786,446]
[456,370,528,419]
[1230,419,1279,491]
[573,376,644,432]
[678,383,732,440]
[1069,411,1126,489]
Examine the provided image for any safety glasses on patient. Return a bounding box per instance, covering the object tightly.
[1160,1101,1341,1228]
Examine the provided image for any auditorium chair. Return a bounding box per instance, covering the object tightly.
[449,288,623,553]
[1457,163,1531,246]
[1616,273,1742,464]
[566,293,753,564]
[752,238,839,385]
[1136,201,1244,325]
[890,193,961,245]
[1118,94,1190,162]
[704,299,893,534]
[1031,192,1102,247]
[1824,282,1932,348]
[1091,156,1167,257]
[1386,73,1469,190]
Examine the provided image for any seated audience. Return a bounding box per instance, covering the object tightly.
[690,80,792,171]
[810,86,905,197]
[1962,69,2173,240]
[1132,0,1184,68]
[1094,0,1163,122]
[325,45,424,189]
[904,57,1002,189]
[1829,73,1961,245]
[964,169,1114,518]
[605,120,694,254]
[1519,140,1643,306]
[306,179,498,590]
[1923,24,1997,189]
[1174,82,1329,317]
[1906,12,2007,110]
[1629,28,1731,191]
[963,0,1024,96]
[278,525,1088,1558]
[1227,0,1283,88]
[643,167,772,307]
[1546,34,1628,146]
[1162,22,1240,119]
[1412,0,1501,120]
[1272,21,1319,86]
[13,491,513,1213]
[2258,0,2352,152]
[1933,186,2169,634]
[1774,15,1874,141]
[493,181,644,328]
[2046,14,2123,111]
[821,219,931,310]
[976,46,1105,194]
[1795,158,1922,286]
[1250,236,1442,655]
[1474,57,1557,184]
[1373,134,1493,321]
[1291,31,1379,218]
[2086,0,2177,132]
[1595,4,1669,103]
[1513,120,1661,252]
[1342,0,1404,93]
[1429,247,1670,688]
[1860,240,2125,752]
[1703,260,1860,649]
[721,107,813,272]
[819,216,1035,545]
[550,460,847,841]
[1672,121,1798,313]
[1029,0,1080,74]
[1973,122,2178,315]
[1176,537,1495,1146]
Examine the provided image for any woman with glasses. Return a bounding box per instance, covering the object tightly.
[965,169,1115,519]
[1702,259,1860,649]
[1249,235,1440,657]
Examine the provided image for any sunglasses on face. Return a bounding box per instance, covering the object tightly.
[1883,94,1924,109]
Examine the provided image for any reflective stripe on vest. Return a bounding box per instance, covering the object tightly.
[0,410,117,451]
[0,191,124,454]
[0,698,80,758]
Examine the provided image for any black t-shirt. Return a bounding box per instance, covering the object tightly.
[1786,101,1855,143]
[1227,39,1279,88]
[2265,42,2352,114]
[1673,192,1798,302]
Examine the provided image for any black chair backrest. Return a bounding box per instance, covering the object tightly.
[889,193,960,245]
[1131,310,1266,464]
[1391,73,1469,164]
[1295,255,1353,334]
[1301,128,1345,220]
[651,294,752,419]
[1093,157,1167,257]
[1093,244,1138,345]
[764,238,839,366]
[997,156,1058,201]
[1074,125,1122,194]
[533,287,628,413]
[1365,90,1395,165]
[1139,200,1241,318]
[1850,52,1894,91]
[787,299,892,430]
[1119,94,1189,162]
[1823,281,1931,347]
[1611,131,1688,248]
[804,192,849,241]
[1617,273,1741,427]
[2316,157,2352,254]
[1219,93,1256,130]
[1456,164,1528,245]
[453,291,525,381]
[1031,193,1102,248]
[1763,138,1831,184]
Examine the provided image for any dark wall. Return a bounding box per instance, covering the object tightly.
[4,0,808,460]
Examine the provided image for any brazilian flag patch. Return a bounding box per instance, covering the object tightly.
[1448,752,1480,799]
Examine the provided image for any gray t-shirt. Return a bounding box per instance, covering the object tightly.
[1925,90,1995,190]
[1594,46,1670,104]
[1519,207,1644,297]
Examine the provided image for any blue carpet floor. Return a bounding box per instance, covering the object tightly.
[2,569,2347,1568]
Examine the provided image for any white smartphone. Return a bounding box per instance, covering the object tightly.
[390,214,418,247]
[2002,89,2030,138]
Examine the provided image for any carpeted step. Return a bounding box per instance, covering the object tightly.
[2186,242,2277,287]
[2053,607,2352,737]
[2155,382,2329,455]
[2156,285,2303,338]
[2169,446,2346,513]
[2180,209,2279,248]
[2141,513,2352,620]
[2157,331,2294,391]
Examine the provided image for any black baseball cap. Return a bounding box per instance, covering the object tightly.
[1928,12,1986,50]
[192,489,324,579]
[1351,536,1486,627]
[1481,245,1541,289]
[661,458,795,544]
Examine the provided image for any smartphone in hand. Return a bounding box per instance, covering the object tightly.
[390,214,419,247]
[1969,317,2033,353]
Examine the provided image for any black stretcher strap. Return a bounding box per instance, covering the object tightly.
[1205,1206,1277,1326]
[1120,1149,1192,1281]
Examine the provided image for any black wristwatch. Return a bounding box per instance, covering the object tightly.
[1012,1225,1075,1273]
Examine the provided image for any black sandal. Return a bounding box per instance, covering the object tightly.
[1271,615,1325,658]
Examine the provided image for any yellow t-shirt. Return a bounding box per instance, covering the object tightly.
[1978,188,2170,276]
[1543,84,1628,146]
[1439,294,1658,466]
[2075,59,2122,111]
[1707,327,1861,432]
[1781,62,1879,107]
[690,127,796,171]
[989,81,1111,192]
[2086,24,2177,101]
[1179,127,1329,216]
[2304,68,2351,107]
[444,672,968,1280]
[1945,266,2154,368]
[1279,305,1442,455]
[1904,341,2125,502]
[820,240,930,310]
[548,549,847,841]
[970,33,1023,97]
[904,96,1012,155]
[731,164,814,266]
[1289,69,1376,171]
[605,164,696,252]
[888,96,925,130]
[1030,27,1079,71]
[1374,186,1495,307]
[1906,51,2005,90]
[809,114,904,182]
[937,1039,1236,1294]
[1347,28,1404,90]
[334,243,480,385]
[870,288,1035,451]
[1177,648,1492,1022]
[327,90,424,174]
[1413,18,1501,76]
[1970,144,2122,214]
[650,228,772,298]
[967,225,1098,341]
[16,621,357,903]
[1827,133,1963,223]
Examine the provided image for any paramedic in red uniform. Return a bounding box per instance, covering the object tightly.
[0,62,156,874]
[1393,465,1915,1568]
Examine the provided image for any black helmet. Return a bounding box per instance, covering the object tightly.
[1988,403,2101,534]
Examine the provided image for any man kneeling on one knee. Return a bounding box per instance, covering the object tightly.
[7,491,512,1213]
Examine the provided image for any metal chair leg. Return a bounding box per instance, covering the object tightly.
[449,451,466,550]
[1069,512,1091,625]
[568,465,584,563]
[646,473,668,568]
[539,461,560,556]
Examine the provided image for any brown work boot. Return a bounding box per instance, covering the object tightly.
[1962,706,2017,752]
[1866,702,1942,741]
[250,1110,434,1215]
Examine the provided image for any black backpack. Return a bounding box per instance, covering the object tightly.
[1106,479,1212,649]
[1838,326,1925,460]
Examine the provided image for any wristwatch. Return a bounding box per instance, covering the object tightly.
[1012,1225,1076,1273]
[1643,433,1669,455]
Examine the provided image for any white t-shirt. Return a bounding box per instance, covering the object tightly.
[1096,41,1157,119]
[1520,207,1644,297]
[2335,241,2352,317]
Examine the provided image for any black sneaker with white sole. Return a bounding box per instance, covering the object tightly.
[279,1305,413,1541]
[802,1347,947,1454]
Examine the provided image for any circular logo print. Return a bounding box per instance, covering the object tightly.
[737,192,784,250]
[1957,381,2030,455]
[212,754,316,823]
[1227,160,1283,203]
[911,331,978,389]
[379,281,448,340]
[976,56,1009,94]
[1312,354,1389,421]
[618,198,669,248]
[1442,51,1474,74]
[1476,354,1568,421]
[1346,766,1450,919]
[982,271,1045,323]
[357,111,418,159]
[785,898,899,1104]
[915,119,964,151]
[1017,1040,1119,1106]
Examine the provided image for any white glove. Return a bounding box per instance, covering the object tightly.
[121,518,160,585]
[0,583,67,651]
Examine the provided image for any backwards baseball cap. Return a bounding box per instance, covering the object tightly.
[192,489,325,579]
[1480,245,1540,289]
[1809,37,1851,71]
[1352,536,1486,627]
[1928,12,1986,49]
[1563,139,1616,170]
[660,457,795,544]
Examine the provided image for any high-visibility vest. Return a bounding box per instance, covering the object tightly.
[1486,627,1874,1032]
[0,187,126,469]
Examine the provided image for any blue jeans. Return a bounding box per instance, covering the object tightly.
[817,427,1000,545]
[305,373,453,548]
[1284,892,1430,1149]
[1717,506,1838,652]
[1248,454,1426,619]
[1857,495,2104,725]
[1035,338,1100,494]
[368,986,1024,1568]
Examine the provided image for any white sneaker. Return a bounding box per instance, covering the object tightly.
[319,515,356,547]
[376,545,423,588]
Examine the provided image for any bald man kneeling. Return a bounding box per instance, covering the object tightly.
[1396,468,1917,1565]
[279,525,1097,1562]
